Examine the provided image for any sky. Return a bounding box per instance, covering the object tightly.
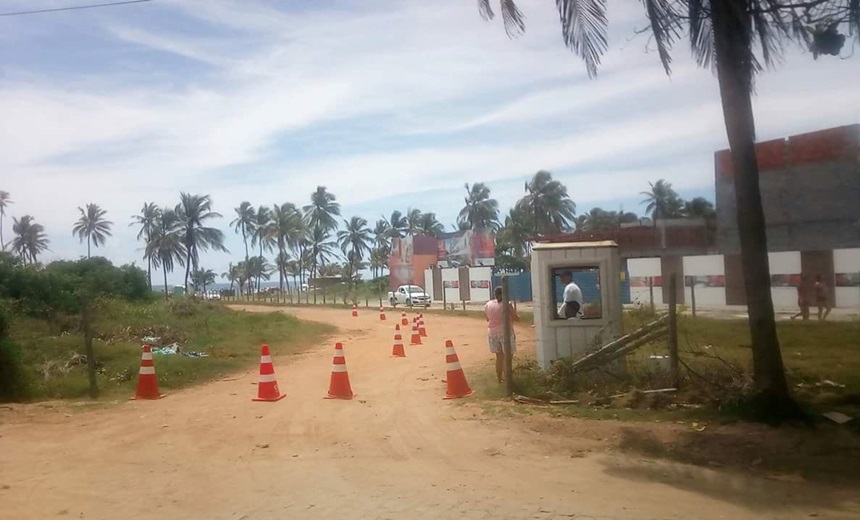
[1,0,858,285]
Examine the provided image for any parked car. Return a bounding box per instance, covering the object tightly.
[388,285,431,308]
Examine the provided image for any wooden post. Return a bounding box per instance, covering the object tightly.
[648,276,655,312]
[688,276,697,317]
[462,300,466,311]
[442,286,447,311]
[365,297,368,308]
[322,286,326,304]
[668,273,680,388]
[502,276,514,397]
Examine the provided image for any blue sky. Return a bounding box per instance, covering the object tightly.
[1,0,858,284]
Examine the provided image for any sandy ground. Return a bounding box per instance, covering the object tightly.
[1,306,858,520]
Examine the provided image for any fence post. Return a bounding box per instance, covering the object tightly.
[462,300,466,311]
[668,273,680,388]
[502,276,514,397]
[442,287,447,311]
[648,276,655,312]
[688,276,697,317]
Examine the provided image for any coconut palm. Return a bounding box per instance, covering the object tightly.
[250,205,275,290]
[231,202,256,262]
[308,223,337,282]
[0,190,12,251]
[130,202,160,290]
[146,207,185,296]
[406,208,424,236]
[372,218,391,255]
[221,262,240,295]
[303,186,341,232]
[175,193,227,292]
[416,212,445,237]
[516,170,576,237]
[72,203,113,259]
[383,210,408,242]
[285,259,301,302]
[337,216,373,262]
[640,180,683,224]
[11,215,49,264]
[369,247,388,279]
[458,182,500,230]
[269,203,304,297]
[191,268,217,294]
[480,0,859,408]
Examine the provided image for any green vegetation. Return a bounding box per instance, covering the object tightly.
[5,298,331,401]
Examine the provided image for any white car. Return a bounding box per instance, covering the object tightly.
[388,285,431,308]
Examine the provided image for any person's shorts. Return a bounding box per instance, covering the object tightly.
[488,333,516,354]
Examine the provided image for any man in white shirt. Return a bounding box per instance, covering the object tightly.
[557,271,583,319]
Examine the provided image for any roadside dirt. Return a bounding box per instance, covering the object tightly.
[1,306,858,519]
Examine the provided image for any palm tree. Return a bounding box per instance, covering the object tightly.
[516,170,576,237]
[458,182,500,230]
[251,205,275,291]
[496,206,532,262]
[11,215,49,264]
[191,268,217,294]
[285,259,301,302]
[221,262,240,295]
[406,208,424,236]
[0,191,12,251]
[308,223,337,282]
[372,219,391,255]
[640,180,683,224]
[416,212,445,237]
[175,193,227,293]
[146,207,185,296]
[245,256,272,294]
[72,203,113,259]
[303,186,341,232]
[480,0,858,409]
[274,251,292,302]
[383,210,408,242]
[369,247,388,279]
[269,203,304,297]
[130,202,160,290]
[337,216,373,262]
[231,202,256,262]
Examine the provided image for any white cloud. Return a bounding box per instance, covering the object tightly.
[0,0,857,281]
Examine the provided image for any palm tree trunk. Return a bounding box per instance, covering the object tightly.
[147,257,152,291]
[163,265,169,300]
[712,0,790,404]
[243,228,249,262]
[87,236,91,259]
[0,215,5,251]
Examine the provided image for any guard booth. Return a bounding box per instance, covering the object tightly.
[531,241,623,369]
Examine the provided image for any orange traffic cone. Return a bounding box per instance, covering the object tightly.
[253,344,286,402]
[418,314,427,337]
[379,305,386,321]
[443,340,473,399]
[325,342,354,399]
[401,312,408,326]
[410,319,422,345]
[392,324,406,357]
[352,304,358,317]
[132,345,165,400]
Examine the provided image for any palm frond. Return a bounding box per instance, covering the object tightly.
[643,0,682,75]
[556,0,609,77]
[477,0,494,20]
[689,0,715,70]
[501,0,526,37]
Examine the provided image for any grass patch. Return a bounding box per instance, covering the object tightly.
[7,299,332,401]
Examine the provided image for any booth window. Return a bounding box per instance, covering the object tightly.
[552,266,602,320]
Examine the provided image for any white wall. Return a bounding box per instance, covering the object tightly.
[441,268,460,304]
[768,251,801,308]
[834,248,860,309]
[424,269,435,301]
[627,257,663,307]
[683,255,726,307]
[469,266,493,302]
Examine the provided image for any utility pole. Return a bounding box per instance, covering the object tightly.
[501,276,514,397]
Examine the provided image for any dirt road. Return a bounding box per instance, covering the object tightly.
[1,306,857,519]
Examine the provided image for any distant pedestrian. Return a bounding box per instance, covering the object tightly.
[484,286,519,384]
[814,275,832,321]
[557,271,583,319]
[791,275,810,321]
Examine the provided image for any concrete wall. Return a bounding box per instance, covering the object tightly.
[716,125,860,254]
[627,257,663,307]
[683,255,726,307]
[531,242,623,369]
[468,266,493,302]
[834,248,860,308]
